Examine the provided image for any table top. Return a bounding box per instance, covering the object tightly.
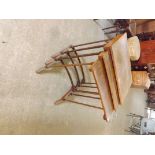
[104,33,132,104]
[99,51,120,110]
[91,58,114,121]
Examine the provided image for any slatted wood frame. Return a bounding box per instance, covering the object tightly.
[37,33,131,121]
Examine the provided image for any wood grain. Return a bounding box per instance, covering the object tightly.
[91,59,114,121]
[104,33,132,104]
[99,51,120,109]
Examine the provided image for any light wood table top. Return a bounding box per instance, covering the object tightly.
[91,58,114,121]
[99,51,120,109]
[104,33,132,104]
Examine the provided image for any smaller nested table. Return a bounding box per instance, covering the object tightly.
[90,58,115,121]
[99,51,119,110]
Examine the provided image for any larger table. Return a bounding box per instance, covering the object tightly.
[104,33,132,104]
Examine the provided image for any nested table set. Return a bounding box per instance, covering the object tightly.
[37,33,132,121]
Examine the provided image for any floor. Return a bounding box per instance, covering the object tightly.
[0,19,147,134]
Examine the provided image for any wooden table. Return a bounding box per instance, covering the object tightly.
[104,33,132,104]
[99,51,119,110]
[91,58,115,121]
